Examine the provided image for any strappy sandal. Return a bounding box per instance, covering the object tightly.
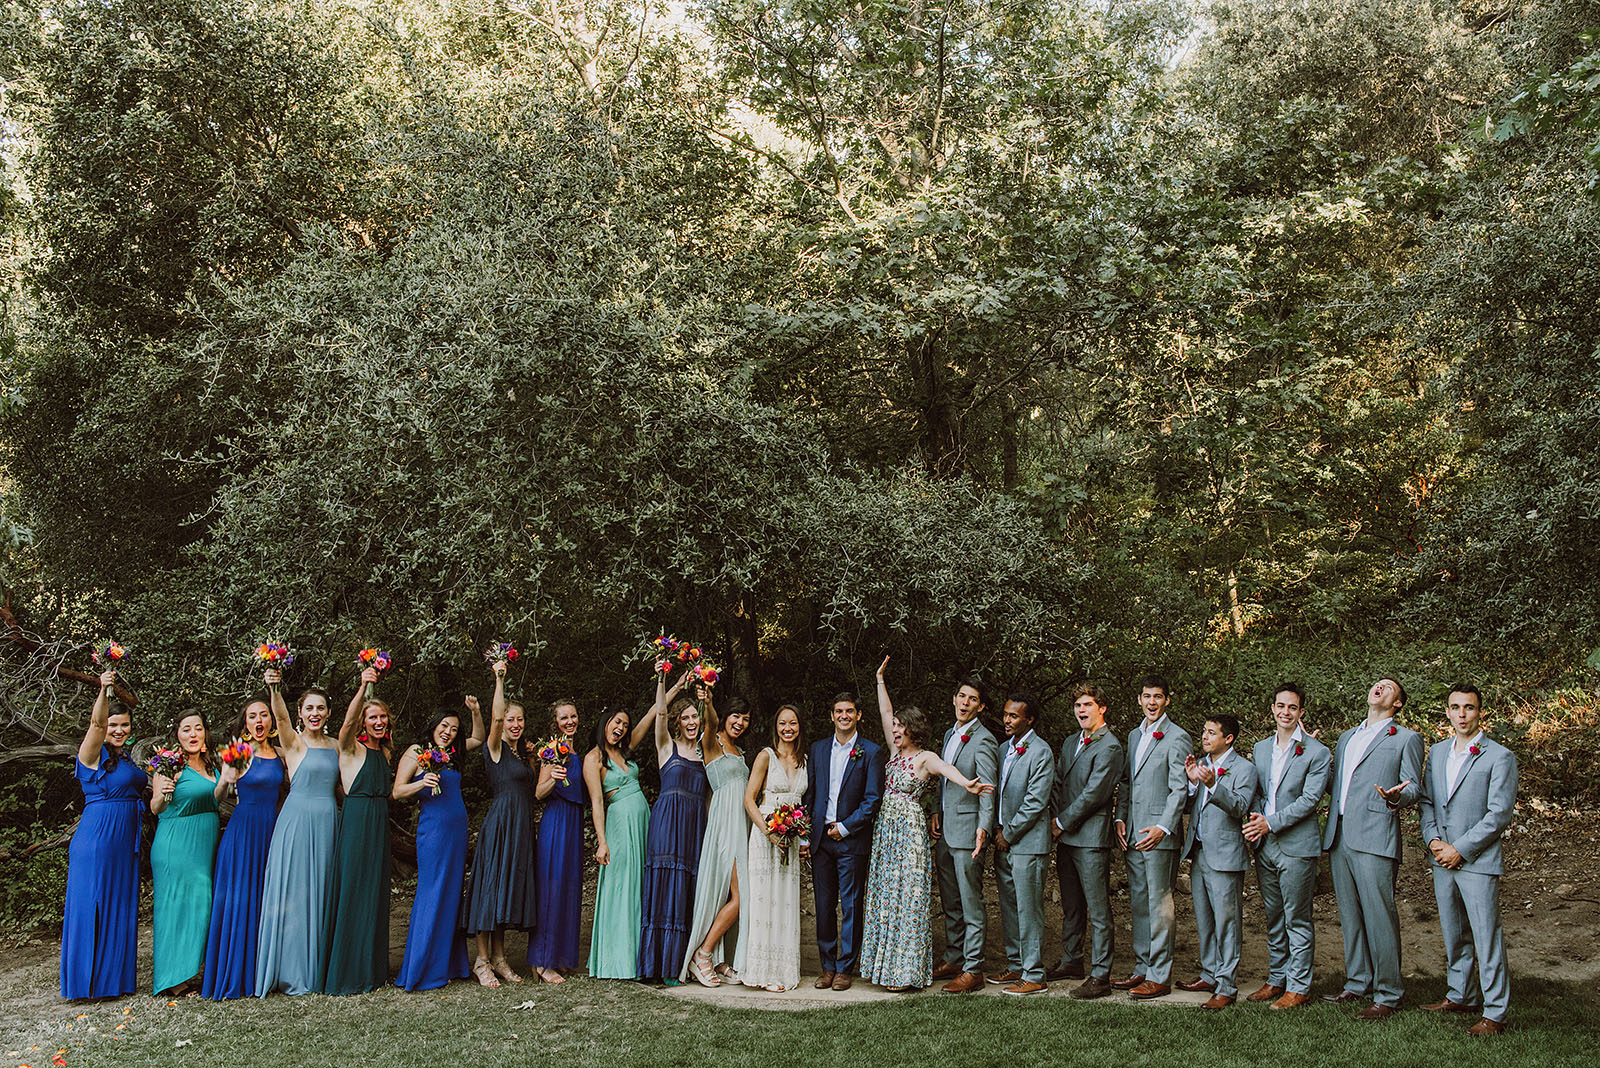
[691,949,722,988]
[473,957,500,988]
[536,967,566,984]
[490,955,524,983]
[715,963,740,985]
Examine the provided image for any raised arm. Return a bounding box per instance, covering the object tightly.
[874,656,895,743]
[338,667,379,752]
[583,751,610,864]
[651,671,674,754]
[78,669,117,768]
[485,664,508,760]
[266,669,301,756]
[462,694,486,753]
[699,685,721,757]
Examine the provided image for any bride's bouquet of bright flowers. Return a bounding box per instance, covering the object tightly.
[254,641,295,668]
[650,634,703,675]
[90,640,128,669]
[537,736,575,769]
[484,641,518,665]
[356,647,393,674]
[766,803,810,865]
[145,746,184,780]
[415,747,450,795]
[219,740,253,768]
[692,659,721,687]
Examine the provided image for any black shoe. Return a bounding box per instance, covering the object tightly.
[1071,976,1113,999]
[1046,961,1085,982]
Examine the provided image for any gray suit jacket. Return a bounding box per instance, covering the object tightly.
[998,733,1056,855]
[1116,718,1192,851]
[1050,725,1122,848]
[1418,736,1518,876]
[1249,733,1333,858]
[938,719,999,850]
[1321,720,1425,860]
[1181,750,1259,872]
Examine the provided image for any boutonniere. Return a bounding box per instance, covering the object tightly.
[1079,733,1095,747]
[1215,765,1229,778]
[1386,724,1397,737]
[1152,730,1165,741]
[848,743,863,762]
[959,728,973,746]
[1293,743,1305,757]
[1013,740,1030,756]
[1468,743,1481,756]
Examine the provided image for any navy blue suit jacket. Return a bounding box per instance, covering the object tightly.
[803,734,885,855]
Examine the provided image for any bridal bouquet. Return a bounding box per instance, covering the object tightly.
[415,747,450,796]
[766,803,811,865]
[219,740,253,768]
[650,634,703,675]
[691,659,721,687]
[254,641,295,668]
[91,640,128,668]
[483,641,518,665]
[356,647,393,674]
[145,747,184,780]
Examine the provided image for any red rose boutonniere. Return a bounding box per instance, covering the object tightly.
[848,743,863,762]
[1386,724,1397,737]
[1293,743,1305,757]
[1215,765,1230,778]
[959,728,974,746]
[1152,730,1165,741]
[1014,740,1030,756]
[1469,744,1481,756]
[1080,733,1095,747]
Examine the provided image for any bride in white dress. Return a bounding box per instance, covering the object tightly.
[733,704,809,991]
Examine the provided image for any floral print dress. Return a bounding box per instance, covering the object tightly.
[858,752,935,988]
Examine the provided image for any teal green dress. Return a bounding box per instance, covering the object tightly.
[587,760,648,979]
[679,751,750,981]
[322,747,391,994]
[151,764,221,993]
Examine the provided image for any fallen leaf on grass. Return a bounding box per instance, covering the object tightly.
[515,1000,536,1009]
[174,1040,191,1048]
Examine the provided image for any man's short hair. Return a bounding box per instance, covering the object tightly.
[1207,713,1241,741]
[1135,673,1170,698]
[1072,681,1109,707]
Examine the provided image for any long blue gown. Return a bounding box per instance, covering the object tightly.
[529,748,584,971]
[254,746,339,996]
[61,747,144,999]
[201,754,283,999]
[466,746,538,933]
[396,762,470,990]
[637,747,708,980]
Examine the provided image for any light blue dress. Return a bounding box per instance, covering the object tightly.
[679,752,750,981]
[254,746,339,995]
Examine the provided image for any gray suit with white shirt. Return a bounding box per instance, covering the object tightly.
[1181,750,1258,998]
[935,719,999,974]
[1323,719,1424,1006]
[1249,731,1332,995]
[1419,735,1518,1020]
[1050,724,1122,979]
[1116,717,1191,985]
[994,732,1055,982]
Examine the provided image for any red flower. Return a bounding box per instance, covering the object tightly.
[1386,724,1397,736]
[849,744,863,761]
[959,730,973,745]
[1293,743,1305,757]
[1216,765,1229,778]
[1152,730,1164,741]
[1080,733,1094,747]
[1469,744,1481,756]
[1014,740,1030,756]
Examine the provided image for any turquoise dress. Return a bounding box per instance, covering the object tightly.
[255,745,339,996]
[151,764,221,993]
[587,760,648,979]
[322,746,392,995]
[679,751,750,981]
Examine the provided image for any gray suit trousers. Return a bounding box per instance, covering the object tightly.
[1330,840,1404,1005]
[995,849,1046,981]
[935,836,986,972]
[1433,866,1510,1021]
[1055,844,1113,978]
[1191,846,1244,997]
[1256,839,1318,994]
[1125,848,1177,984]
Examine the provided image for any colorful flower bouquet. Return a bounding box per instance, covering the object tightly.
[537,736,575,770]
[90,640,128,669]
[415,747,450,795]
[766,803,811,865]
[254,641,295,668]
[692,659,721,687]
[650,634,703,675]
[484,641,518,665]
[145,747,184,780]
[219,740,253,768]
[356,647,393,674]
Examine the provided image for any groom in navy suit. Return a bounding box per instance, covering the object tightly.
[803,691,885,990]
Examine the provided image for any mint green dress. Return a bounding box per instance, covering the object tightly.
[679,751,750,981]
[151,764,221,993]
[587,760,648,979]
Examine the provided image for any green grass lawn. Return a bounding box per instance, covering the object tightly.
[9,975,1596,1068]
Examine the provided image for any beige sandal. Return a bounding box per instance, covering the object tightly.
[490,955,524,983]
[691,949,722,988]
[473,957,500,988]
[537,967,566,984]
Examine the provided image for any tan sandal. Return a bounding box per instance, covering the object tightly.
[490,955,524,983]
[473,957,500,988]
[537,967,566,984]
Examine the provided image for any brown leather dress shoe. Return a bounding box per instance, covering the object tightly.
[1003,980,1048,996]
[1046,962,1085,982]
[1110,974,1146,990]
[1177,977,1217,993]
[987,969,1022,985]
[831,974,853,991]
[814,971,836,990]
[932,961,962,981]
[1201,994,1236,1010]
[1129,981,1171,1000]
[1071,976,1113,1000]
[1355,1003,1396,1021]
[1467,1017,1506,1037]
[1422,998,1480,1014]
[942,971,983,994]
[1321,990,1363,1004]
[1270,992,1312,1010]
[1247,983,1286,1002]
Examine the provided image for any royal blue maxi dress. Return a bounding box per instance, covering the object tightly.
[637,747,708,980]
[201,754,283,999]
[396,762,470,990]
[529,748,584,971]
[60,747,144,999]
